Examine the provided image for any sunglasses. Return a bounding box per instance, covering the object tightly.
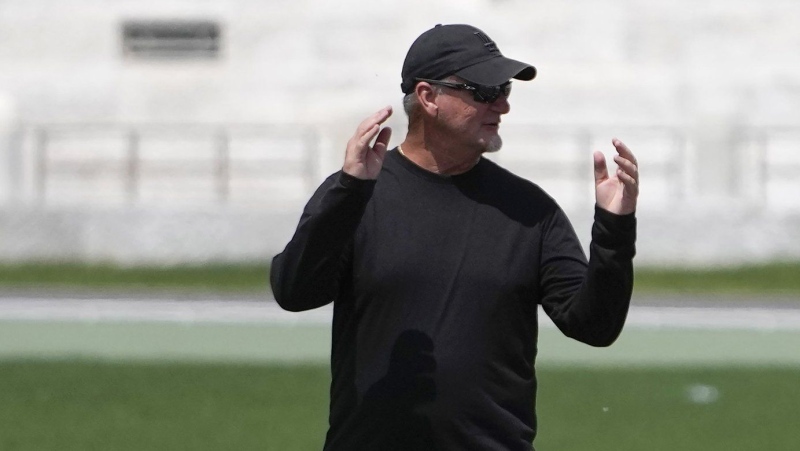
[415,78,512,103]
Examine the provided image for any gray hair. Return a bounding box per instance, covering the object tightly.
[402,93,417,117]
[402,83,444,119]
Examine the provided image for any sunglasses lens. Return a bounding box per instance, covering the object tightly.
[473,83,511,103]
[475,86,498,103]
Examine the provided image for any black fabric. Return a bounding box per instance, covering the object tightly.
[271,149,636,450]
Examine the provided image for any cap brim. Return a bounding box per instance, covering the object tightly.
[455,56,537,86]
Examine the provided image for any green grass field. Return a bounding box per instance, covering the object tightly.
[634,261,800,295]
[0,361,329,451]
[2,261,800,296]
[2,262,799,450]
[0,263,273,294]
[1,361,798,451]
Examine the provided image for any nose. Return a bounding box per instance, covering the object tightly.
[490,95,510,114]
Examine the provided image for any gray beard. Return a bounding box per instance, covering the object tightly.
[483,135,503,153]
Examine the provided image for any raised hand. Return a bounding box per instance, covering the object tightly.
[343,106,393,180]
[593,139,639,215]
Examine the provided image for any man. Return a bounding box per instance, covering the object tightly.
[271,23,638,451]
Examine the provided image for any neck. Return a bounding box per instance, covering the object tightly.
[399,135,481,176]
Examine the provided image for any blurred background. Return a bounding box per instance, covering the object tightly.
[1,1,799,450]
[1,0,799,266]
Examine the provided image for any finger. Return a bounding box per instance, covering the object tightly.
[375,126,392,148]
[612,138,637,166]
[357,124,382,149]
[613,155,638,180]
[355,106,393,138]
[617,168,639,194]
[593,151,608,183]
[372,126,392,160]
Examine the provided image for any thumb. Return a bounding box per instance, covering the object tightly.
[593,151,608,184]
[373,126,392,161]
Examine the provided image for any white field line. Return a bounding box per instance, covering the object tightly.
[1,298,800,331]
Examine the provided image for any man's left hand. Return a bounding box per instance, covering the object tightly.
[593,139,639,215]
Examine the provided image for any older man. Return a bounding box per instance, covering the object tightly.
[271,24,639,451]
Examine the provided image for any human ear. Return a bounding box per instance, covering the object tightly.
[415,82,439,117]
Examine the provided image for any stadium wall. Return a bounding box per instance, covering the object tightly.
[1,0,799,266]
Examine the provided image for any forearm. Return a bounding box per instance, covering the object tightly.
[567,207,636,345]
[541,206,636,346]
[270,172,375,311]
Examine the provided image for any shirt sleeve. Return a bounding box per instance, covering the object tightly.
[538,205,637,346]
[270,171,376,311]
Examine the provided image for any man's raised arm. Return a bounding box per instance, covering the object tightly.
[270,107,392,311]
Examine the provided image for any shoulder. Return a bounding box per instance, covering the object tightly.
[478,158,558,206]
[462,158,564,226]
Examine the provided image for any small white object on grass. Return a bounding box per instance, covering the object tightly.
[686,384,720,404]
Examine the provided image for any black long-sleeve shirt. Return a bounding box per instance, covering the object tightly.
[271,149,636,451]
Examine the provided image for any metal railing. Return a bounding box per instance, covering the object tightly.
[15,123,320,207]
[492,124,800,212]
[7,122,800,211]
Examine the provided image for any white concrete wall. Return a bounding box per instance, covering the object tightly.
[1,0,800,265]
[2,0,799,136]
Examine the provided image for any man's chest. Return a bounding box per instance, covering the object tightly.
[352,189,544,307]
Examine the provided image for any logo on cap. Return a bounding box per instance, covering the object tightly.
[473,31,499,54]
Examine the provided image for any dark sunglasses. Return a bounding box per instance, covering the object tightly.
[415,78,512,104]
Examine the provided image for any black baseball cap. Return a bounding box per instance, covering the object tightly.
[401,24,537,94]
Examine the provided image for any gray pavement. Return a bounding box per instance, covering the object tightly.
[1,291,799,331]
[2,290,799,366]
[1,287,798,307]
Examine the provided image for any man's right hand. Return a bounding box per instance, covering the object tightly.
[343,106,393,180]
